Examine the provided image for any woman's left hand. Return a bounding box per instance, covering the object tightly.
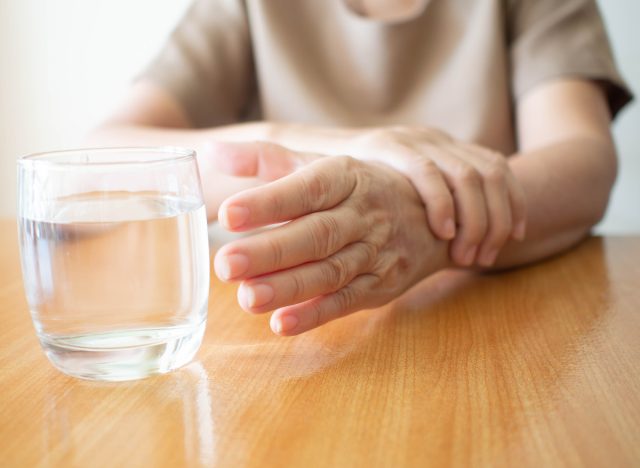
[348,126,527,267]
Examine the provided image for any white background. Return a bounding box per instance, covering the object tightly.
[0,0,637,231]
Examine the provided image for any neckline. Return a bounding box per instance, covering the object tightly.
[339,0,430,24]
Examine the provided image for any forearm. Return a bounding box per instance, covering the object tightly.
[87,120,616,268]
[85,79,273,155]
[261,123,618,269]
[86,121,272,153]
[266,123,360,155]
[492,136,616,268]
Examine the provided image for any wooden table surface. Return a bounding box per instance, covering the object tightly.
[1,218,639,467]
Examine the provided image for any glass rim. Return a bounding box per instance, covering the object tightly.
[17,146,196,167]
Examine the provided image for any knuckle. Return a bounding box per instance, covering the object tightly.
[417,159,440,177]
[335,155,361,189]
[309,214,341,259]
[289,272,306,300]
[349,193,369,220]
[332,285,359,316]
[483,149,506,165]
[358,241,379,271]
[454,163,480,185]
[300,171,331,211]
[484,161,507,184]
[336,154,359,172]
[308,299,325,328]
[266,237,285,270]
[323,255,351,290]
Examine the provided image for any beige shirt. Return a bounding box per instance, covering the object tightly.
[142,0,632,154]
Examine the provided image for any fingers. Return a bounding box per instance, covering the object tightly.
[218,155,357,231]
[236,241,376,313]
[206,141,318,181]
[435,153,488,266]
[403,159,456,240]
[474,165,512,266]
[269,274,380,336]
[466,144,527,243]
[432,145,526,267]
[461,148,526,266]
[214,204,365,280]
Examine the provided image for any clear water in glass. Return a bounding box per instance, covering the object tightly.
[17,148,209,381]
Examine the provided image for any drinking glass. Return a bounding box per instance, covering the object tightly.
[17,147,210,381]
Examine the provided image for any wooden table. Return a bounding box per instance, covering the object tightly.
[1,218,639,468]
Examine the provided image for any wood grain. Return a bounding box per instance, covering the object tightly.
[0,218,639,467]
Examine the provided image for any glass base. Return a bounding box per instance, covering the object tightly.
[39,321,206,381]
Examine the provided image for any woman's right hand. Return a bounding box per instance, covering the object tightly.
[207,120,528,268]
[211,142,451,336]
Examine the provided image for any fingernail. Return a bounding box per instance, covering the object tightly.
[513,221,526,240]
[238,283,274,309]
[463,246,477,266]
[272,315,299,335]
[215,253,249,280]
[221,205,249,229]
[443,218,456,239]
[479,248,498,267]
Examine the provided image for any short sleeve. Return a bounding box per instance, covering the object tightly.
[509,0,633,118]
[138,0,256,127]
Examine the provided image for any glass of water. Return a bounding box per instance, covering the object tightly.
[17,147,210,381]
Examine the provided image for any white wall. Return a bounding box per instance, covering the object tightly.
[0,0,191,218]
[1,0,638,232]
[595,0,640,234]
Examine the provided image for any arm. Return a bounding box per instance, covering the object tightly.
[496,79,617,267]
[92,78,616,269]
[208,80,615,334]
[120,77,612,335]
[85,81,272,221]
[88,81,272,144]
[256,79,617,269]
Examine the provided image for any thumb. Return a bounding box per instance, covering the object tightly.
[202,141,321,181]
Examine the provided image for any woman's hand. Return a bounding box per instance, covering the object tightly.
[212,142,451,336]
[349,126,527,267]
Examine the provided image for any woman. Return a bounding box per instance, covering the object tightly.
[89,0,632,335]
